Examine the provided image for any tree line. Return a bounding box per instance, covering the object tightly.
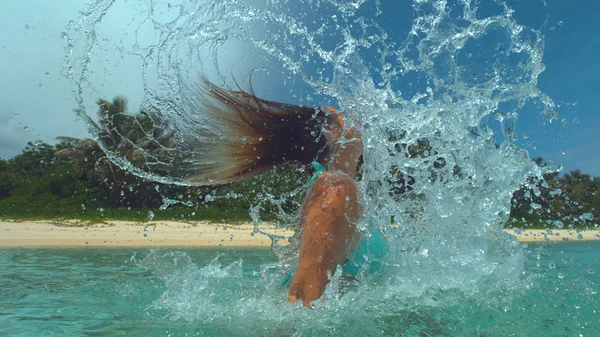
[0,97,597,228]
[0,97,307,223]
[509,158,600,229]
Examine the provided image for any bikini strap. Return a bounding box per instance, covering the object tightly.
[307,161,327,187]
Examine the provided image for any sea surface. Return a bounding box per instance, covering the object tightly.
[1,242,598,336]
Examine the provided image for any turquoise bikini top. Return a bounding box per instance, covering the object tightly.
[307,161,327,187]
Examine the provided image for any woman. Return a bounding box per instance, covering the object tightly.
[188,79,364,307]
[287,107,363,306]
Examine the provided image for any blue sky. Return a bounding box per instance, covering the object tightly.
[510,0,600,175]
[0,0,598,176]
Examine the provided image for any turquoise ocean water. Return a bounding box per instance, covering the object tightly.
[1,242,598,336]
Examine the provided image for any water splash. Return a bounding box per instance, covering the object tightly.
[65,0,565,331]
[134,249,498,335]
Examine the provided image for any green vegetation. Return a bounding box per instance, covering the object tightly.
[508,159,600,229]
[0,139,307,224]
[0,97,598,229]
[0,97,308,224]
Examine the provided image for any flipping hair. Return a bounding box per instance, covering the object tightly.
[179,78,329,185]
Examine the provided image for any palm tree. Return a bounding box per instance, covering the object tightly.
[55,97,176,207]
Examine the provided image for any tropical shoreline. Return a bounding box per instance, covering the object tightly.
[0,220,293,247]
[503,228,600,243]
[0,220,598,247]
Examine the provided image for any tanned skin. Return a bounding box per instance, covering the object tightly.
[288,108,363,307]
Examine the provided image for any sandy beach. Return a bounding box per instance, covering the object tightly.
[0,220,293,247]
[0,220,598,247]
[504,228,600,243]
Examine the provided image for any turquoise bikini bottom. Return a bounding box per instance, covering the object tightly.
[342,220,389,276]
[279,219,388,287]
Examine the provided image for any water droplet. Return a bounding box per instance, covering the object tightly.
[38,83,43,88]
[25,24,30,29]
[148,211,155,219]
[45,72,50,77]
[548,262,556,269]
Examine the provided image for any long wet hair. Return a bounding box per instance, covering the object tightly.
[180,78,330,185]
